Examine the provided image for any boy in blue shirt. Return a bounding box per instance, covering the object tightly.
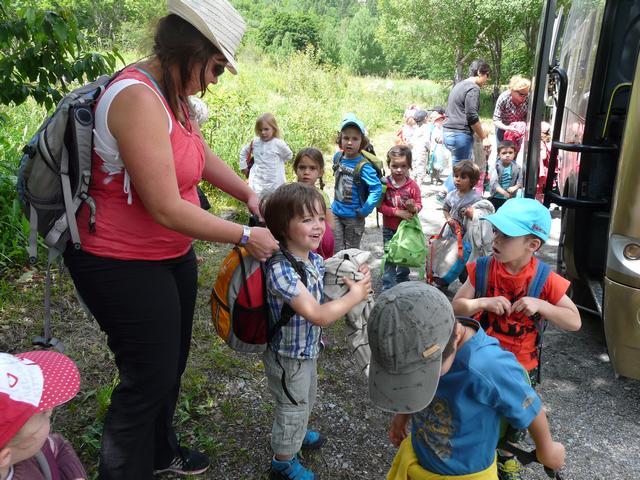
[332,113,383,250]
[368,282,565,479]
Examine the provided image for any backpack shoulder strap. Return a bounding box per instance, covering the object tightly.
[527,258,552,298]
[332,151,343,173]
[266,249,308,344]
[474,255,492,299]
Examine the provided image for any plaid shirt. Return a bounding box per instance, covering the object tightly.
[492,90,529,126]
[266,251,325,359]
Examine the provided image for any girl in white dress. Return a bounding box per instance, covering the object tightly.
[239,113,293,198]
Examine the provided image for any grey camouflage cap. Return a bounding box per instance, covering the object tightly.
[368,282,455,413]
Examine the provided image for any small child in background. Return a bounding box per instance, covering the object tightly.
[537,122,553,202]
[395,106,417,146]
[472,123,492,195]
[261,183,371,480]
[489,140,523,211]
[427,111,449,185]
[332,113,383,251]
[0,351,86,480]
[378,145,422,290]
[409,110,429,185]
[239,113,293,198]
[443,160,481,233]
[294,147,335,259]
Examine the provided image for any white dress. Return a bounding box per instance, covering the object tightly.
[239,137,292,198]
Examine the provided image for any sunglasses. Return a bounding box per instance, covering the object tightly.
[515,90,529,97]
[213,63,226,77]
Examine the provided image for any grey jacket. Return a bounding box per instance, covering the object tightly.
[490,161,523,196]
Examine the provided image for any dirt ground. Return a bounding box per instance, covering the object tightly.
[174,179,640,479]
[2,159,638,479]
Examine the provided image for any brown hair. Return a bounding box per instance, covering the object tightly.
[293,148,326,189]
[441,321,459,361]
[387,144,413,168]
[255,113,281,138]
[261,183,326,247]
[497,140,517,153]
[335,130,370,152]
[453,160,480,185]
[153,14,221,120]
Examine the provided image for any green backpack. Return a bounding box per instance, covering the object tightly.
[382,216,427,275]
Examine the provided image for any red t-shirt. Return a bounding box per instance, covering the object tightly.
[76,67,205,260]
[467,257,570,371]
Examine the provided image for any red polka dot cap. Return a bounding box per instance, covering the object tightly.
[0,351,80,448]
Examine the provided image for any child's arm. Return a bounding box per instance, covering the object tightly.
[277,139,293,162]
[511,294,581,331]
[527,409,566,471]
[452,278,513,316]
[389,413,411,447]
[358,164,383,217]
[289,267,371,327]
[239,142,250,178]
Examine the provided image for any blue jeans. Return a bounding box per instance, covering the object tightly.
[443,131,474,191]
[382,226,410,290]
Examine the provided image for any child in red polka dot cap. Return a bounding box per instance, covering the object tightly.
[0,351,87,480]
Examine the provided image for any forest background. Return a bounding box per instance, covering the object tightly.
[0,0,571,274]
[0,0,572,475]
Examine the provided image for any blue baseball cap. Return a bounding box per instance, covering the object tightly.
[481,198,551,242]
[340,113,366,135]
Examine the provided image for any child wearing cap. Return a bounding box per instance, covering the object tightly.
[0,351,86,480]
[368,282,566,480]
[332,113,383,250]
[452,198,580,478]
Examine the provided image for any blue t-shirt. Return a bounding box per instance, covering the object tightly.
[332,153,382,218]
[495,164,512,199]
[411,321,542,475]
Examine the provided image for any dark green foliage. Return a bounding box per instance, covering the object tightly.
[256,11,321,54]
[0,1,121,110]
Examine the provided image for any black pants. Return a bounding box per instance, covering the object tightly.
[64,245,198,480]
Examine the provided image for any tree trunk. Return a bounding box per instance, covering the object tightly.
[455,46,465,84]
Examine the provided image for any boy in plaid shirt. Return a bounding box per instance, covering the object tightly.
[261,183,371,480]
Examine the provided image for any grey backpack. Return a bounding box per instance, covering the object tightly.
[16,73,117,349]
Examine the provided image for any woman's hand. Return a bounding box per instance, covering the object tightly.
[244,227,279,261]
[246,192,262,219]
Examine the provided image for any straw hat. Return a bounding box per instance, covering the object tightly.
[167,0,246,74]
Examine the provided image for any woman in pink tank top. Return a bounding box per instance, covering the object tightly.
[63,3,279,479]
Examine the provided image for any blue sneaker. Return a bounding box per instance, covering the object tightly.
[301,430,326,450]
[269,456,316,480]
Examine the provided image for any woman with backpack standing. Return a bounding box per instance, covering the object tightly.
[62,1,279,479]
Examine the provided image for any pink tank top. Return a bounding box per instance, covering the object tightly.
[76,67,205,260]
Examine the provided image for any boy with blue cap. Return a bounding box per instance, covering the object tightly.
[369,282,566,479]
[332,113,383,250]
[453,198,580,479]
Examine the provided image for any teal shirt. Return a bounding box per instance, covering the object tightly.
[495,164,512,199]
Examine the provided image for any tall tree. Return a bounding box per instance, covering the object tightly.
[341,8,386,75]
[0,1,120,110]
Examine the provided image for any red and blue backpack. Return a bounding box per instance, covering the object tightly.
[474,255,552,383]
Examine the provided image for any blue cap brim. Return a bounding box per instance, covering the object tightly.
[481,213,533,237]
[341,121,365,135]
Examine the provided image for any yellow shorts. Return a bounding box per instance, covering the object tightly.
[387,436,498,480]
